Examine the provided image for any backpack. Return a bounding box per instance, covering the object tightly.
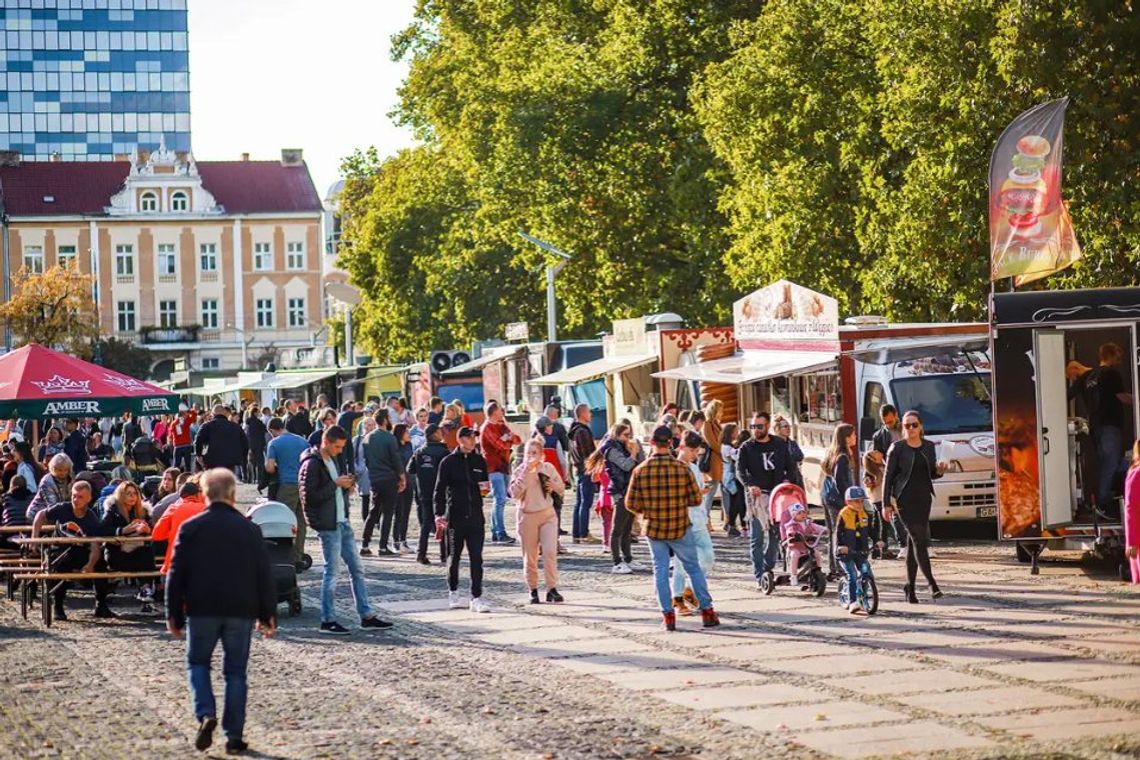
[821,473,844,509]
[697,445,713,474]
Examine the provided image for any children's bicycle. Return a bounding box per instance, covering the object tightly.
[836,556,879,615]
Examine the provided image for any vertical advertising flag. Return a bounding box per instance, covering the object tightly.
[989,97,1081,286]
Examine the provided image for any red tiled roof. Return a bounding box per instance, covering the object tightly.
[0,159,322,217]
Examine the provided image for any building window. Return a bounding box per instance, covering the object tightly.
[201,357,220,370]
[201,299,219,329]
[287,297,306,328]
[253,242,271,271]
[115,244,135,278]
[286,241,304,270]
[158,299,178,328]
[22,246,44,274]
[57,245,78,269]
[171,191,188,212]
[140,191,158,212]
[199,243,218,273]
[157,243,177,277]
[255,298,274,329]
[116,301,136,333]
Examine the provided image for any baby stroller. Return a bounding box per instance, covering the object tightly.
[247,501,303,617]
[759,482,828,596]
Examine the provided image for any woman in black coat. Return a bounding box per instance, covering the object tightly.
[882,410,947,603]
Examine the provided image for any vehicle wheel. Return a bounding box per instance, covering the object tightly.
[861,576,879,615]
[289,593,302,617]
[760,572,774,595]
[811,570,827,597]
[301,553,313,571]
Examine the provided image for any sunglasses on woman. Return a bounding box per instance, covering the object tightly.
[903,422,920,429]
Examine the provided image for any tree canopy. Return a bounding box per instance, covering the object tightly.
[0,264,99,354]
[339,0,1140,360]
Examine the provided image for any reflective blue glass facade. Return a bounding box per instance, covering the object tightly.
[0,0,190,161]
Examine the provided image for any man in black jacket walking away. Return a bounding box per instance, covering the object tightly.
[408,423,449,565]
[299,425,392,635]
[165,468,275,756]
[194,405,250,473]
[434,427,492,613]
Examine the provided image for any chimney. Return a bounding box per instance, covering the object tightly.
[280,148,303,167]
[0,150,21,167]
[50,151,62,162]
[240,152,250,161]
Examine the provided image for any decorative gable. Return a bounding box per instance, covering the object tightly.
[107,136,223,216]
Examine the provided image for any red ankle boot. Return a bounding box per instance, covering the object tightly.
[701,607,721,628]
[662,611,677,632]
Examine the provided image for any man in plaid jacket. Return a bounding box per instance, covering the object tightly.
[626,425,720,632]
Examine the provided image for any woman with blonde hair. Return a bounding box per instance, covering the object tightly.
[101,479,158,613]
[510,436,566,603]
[441,403,462,450]
[1124,439,1140,584]
[699,399,725,524]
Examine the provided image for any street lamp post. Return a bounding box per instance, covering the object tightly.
[226,323,250,370]
[517,232,572,343]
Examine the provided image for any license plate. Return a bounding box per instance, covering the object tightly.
[976,506,997,518]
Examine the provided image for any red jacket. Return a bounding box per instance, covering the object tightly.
[480,421,518,475]
[169,411,198,448]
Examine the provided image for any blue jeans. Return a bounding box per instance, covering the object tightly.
[186,616,254,741]
[701,480,721,522]
[1093,425,1124,509]
[573,473,595,538]
[749,516,780,580]
[318,522,376,623]
[841,555,873,602]
[646,528,712,614]
[672,525,714,597]
[489,472,509,539]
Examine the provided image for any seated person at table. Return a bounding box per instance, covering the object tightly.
[151,479,206,575]
[26,453,74,521]
[86,432,114,462]
[100,480,157,614]
[31,481,115,620]
[1,475,34,548]
[150,471,190,524]
[98,466,133,509]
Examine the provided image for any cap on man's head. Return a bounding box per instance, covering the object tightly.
[424,423,441,439]
[536,416,552,429]
[651,425,673,445]
[845,486,867,502]
[457,426,477,439]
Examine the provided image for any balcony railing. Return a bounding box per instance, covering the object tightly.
[139,325,201,344]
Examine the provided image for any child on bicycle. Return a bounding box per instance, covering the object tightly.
[836,486,880,614]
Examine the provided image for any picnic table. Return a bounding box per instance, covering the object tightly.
[11,534,161,627]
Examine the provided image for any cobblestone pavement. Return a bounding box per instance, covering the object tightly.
[2,484,1139,759]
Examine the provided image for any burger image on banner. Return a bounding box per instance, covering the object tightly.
[989,97,1081,286]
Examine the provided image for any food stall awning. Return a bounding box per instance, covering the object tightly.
[845,335,989,365]
[247,370,340,391]
[337,365,408,388]
[178,379,254,396]
[653,351,837,386]
[530,353,658,386]
[441,345,526,376]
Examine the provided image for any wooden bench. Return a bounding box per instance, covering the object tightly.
[15,571,164,627]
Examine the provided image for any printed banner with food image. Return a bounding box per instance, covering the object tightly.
[989,97,1081,286]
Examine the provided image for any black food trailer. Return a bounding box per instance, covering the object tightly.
[991,286,1138,576]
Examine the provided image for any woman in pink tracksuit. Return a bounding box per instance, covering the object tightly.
[1124,439,1140,585]
[510,437,566,604]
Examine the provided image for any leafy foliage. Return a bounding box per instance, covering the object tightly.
[91,337,153,381]
[0,264,99,354]
[340,0,1140,359]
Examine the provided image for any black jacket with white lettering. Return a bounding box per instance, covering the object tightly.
[433,449,488,525]
[738,436,797,492]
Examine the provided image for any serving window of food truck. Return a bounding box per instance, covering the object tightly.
[991,288,1138,567]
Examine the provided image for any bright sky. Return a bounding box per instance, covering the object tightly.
[187,0,418,198]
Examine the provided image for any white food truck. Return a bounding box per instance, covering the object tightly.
[654,280,996,521]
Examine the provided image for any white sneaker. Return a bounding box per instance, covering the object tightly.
[611,562,633,575]
[448,590,464,609]
[469,597,491,613]
[627,560,647,571]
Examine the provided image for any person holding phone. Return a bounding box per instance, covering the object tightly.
[882,410,948,603]
[510,437,566,604]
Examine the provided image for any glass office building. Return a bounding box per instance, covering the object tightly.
[0,0,190,161]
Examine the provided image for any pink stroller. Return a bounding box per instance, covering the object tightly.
[759,483,828,596]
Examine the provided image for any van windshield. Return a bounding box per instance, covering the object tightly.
[889,374,992,436]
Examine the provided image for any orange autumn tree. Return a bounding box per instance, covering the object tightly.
[0,263,99,355]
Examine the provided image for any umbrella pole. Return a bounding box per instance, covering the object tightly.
[32,419,39,450]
